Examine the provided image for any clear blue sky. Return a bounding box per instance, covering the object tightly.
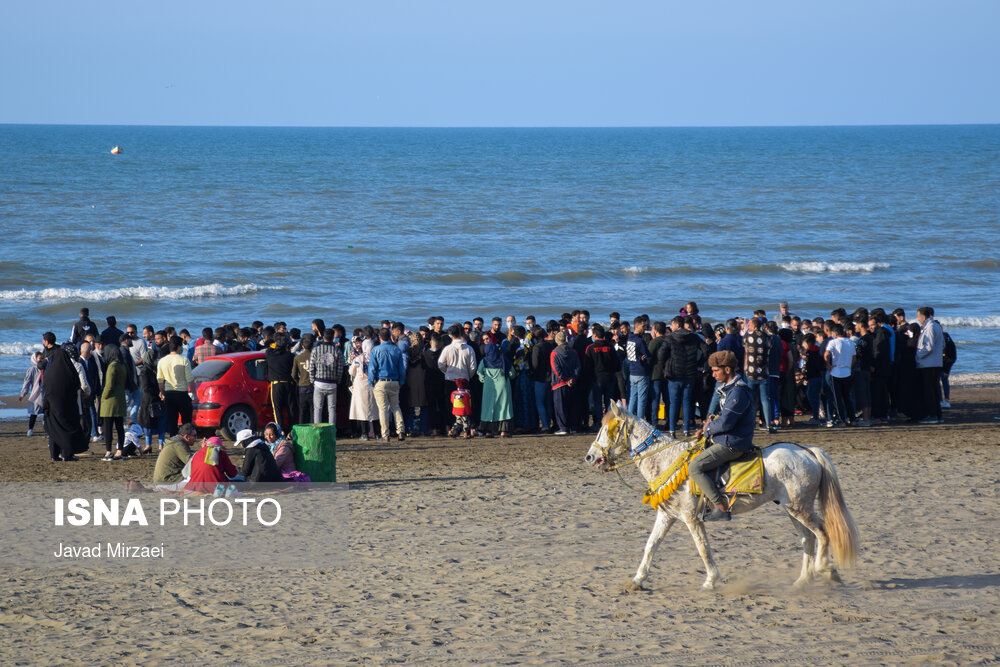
[2,0,998,126]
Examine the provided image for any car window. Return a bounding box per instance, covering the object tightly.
[245,358,267,382]
[191,359,233,382]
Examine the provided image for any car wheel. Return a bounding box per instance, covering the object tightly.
[221,405,256,441]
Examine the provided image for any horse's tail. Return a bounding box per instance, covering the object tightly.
[808,446,860,569]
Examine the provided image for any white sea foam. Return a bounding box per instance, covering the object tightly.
[623,266,647,274]
[0,283,277,303]
[950,372,1000,386]
[782,262,891,274]
[936,316,1000,328]
[0,343,42,356]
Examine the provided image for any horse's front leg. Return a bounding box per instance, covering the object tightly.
[627,510,675,591]
[685,518,721,590]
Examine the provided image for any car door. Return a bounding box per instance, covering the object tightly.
[243,358,276,424]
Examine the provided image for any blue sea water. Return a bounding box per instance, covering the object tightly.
[0,124,998,396]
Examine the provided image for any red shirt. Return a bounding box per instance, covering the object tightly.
[451,389,472,416]
[185,445,238,493]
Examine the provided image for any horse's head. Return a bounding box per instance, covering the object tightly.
[585,400,633,472]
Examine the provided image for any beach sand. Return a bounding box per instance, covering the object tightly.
[1,387,998,664]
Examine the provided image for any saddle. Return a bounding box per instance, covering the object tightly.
[690,447,764,496]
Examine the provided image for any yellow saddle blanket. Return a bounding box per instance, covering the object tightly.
[690,447,765,495]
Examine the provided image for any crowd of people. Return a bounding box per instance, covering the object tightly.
[28,300,957,461]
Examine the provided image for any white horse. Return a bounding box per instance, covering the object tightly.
[585,401,860,591]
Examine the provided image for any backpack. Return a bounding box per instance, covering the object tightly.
[942,332,957,365]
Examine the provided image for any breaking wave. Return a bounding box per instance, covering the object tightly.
[936,316,1000,328]
[0,283,277,303]
[782,262,891,274]
[0,343,43,356]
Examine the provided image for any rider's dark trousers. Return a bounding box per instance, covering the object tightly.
[688,443,744,507]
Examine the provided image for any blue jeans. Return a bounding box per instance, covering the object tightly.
[667,378,695,434]
[126,387,142,423]
[144,408,166,447]
[405,406,429,434]
[650,379,668,425]
[628,375,650,422]
[313,380,337,424]
[806,379,822,420]
[707,380,721,415]
[534,381,552,431]
[745,378,771,429]
[767,376,780,422]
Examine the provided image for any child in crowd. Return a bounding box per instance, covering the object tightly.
[449,377,473,438]
[20,351,44,436]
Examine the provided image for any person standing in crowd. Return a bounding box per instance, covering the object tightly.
[586,324,621,424]
[100,315,125,348]
[509,326,536,433]
[764,321,784,431]
[99,344,128,460]
[869,310,893,424]
[265,334,297,433]
[940,325,957,409]
[550,331,581,435]
[21,351,45,436]
[477,334,515,438]
[70,307,98,349]
[139,334,166,453]
[852,318,875,426]
[626,317,652,421]
[368,328,407,442]
[292,334,314,425]
[423,332,446,436]
[824,324,856,427]
[348,336,377,440]
[78,341,102,442]
[531,323,558,432]
[310,328,344,424]
[118,333,141,425]
[157,336,194,437]
[41,335,88,461]
[915,306,945,424]
[647,321,669,428]
[192,327,217,368]
[404,332,429,437]
[800,333,824,424]
[437,324,477,427]
[662,315,707,438]
[742,317,773,432]
[776,327,796,427]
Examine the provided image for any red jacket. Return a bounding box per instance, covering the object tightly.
[451,388,472,417]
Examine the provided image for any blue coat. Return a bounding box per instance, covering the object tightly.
[705,375,755,451]
[368,341,407,386]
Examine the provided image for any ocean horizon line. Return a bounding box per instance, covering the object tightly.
[2,122,999,130]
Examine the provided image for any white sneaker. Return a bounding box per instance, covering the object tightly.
[940,401,951,408]
[91,435,103,442]
[26,429,33,436]
[918,417,939,425]
[554,430,569,436]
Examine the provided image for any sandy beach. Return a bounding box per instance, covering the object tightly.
[1,386,998,664]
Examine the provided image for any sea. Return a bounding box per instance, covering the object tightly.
[1,124,998,399]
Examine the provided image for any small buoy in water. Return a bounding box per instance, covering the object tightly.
[110,146,122,155]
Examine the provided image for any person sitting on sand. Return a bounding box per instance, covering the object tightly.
[152,423,197,491]
[185,436,239,493]
[236,428,284,483]
[693,350,755,522]
[261,422,297,474]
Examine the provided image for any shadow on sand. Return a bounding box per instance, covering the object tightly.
[872,574,1000,590]
[347,474,506,488]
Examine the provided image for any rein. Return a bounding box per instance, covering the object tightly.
[594,416,706,508]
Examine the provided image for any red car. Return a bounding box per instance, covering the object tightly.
[191,351,276,439]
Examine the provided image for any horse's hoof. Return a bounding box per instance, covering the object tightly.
[623,579,645,593]
[702,580,716,591]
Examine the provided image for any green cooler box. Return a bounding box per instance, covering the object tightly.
[290,423,337,482]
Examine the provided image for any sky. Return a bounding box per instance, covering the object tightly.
[2,1,998,127]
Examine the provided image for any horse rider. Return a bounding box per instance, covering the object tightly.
[692,350,755,521]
